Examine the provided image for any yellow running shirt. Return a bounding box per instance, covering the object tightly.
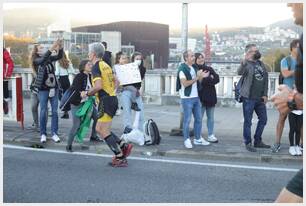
[92,60,116,98]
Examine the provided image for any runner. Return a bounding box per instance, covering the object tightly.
[81,42,133,167]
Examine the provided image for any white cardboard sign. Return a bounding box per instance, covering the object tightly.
[114,63,141,86]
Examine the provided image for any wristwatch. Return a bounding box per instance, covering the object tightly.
[287,100,297,110]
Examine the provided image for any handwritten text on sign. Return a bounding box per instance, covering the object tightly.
[114,63,141,86]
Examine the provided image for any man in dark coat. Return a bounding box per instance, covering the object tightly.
[101,41,112,67]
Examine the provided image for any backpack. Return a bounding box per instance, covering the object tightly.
[234,77,244,103]
[44,64,57,88]
[143,119,161,145]
[279,56,292,85]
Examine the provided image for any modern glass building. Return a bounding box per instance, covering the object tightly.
[70,32,101,56]
[73,21,169,68]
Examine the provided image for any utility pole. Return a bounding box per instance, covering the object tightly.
[170,2,194,137]
[181,3,188,56]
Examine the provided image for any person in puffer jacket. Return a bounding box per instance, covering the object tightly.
[3,48,14,114]
[30,39,63,144]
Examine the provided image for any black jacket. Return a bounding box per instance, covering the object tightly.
[33,49,63,90]
[295,33,303,94]
[237,60,268,98]
[70,72,92,106]
[194,64,220,107]
[103,51,112,67]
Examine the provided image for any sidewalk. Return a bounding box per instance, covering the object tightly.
[3,99,303,164]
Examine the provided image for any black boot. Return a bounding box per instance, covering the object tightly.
[61,112,69,119]
[66,145,73,152]
[90,135,104,142]
[3,100,8,114]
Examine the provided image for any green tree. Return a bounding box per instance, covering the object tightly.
[4,34,35,68]
[262,48,289,73]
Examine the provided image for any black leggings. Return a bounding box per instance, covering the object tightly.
[288,113,303,146]
[3,80,9,99]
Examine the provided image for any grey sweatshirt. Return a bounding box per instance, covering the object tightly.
[237,60,269,99]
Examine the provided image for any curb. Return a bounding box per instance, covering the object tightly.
[4,138,303,164]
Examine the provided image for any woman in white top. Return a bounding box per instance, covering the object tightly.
[55,52,75,119]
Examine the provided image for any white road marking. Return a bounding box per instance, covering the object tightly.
[4,144,300,173]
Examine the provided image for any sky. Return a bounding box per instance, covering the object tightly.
[3,3,293,28]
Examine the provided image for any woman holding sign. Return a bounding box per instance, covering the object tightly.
[114,52,141,112]
[119,52,146,134]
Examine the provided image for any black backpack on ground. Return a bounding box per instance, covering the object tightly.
[143,119,161,145]
[279,56,292,85]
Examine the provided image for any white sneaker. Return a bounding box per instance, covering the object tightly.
[115,109,121,116]
[40,134,47,143]
[184,138,193,149]
[295,146,302,156]
[207,135,218,143]
[194,137,210,146]
[52,134,60,143]
[289,146,297,156]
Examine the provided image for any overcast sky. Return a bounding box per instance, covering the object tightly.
[4,3,293,28]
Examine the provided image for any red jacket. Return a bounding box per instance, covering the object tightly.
[3,49,14,79]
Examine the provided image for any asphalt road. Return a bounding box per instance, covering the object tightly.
[4,146,300,203]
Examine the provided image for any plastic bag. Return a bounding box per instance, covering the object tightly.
[121,129,145,146]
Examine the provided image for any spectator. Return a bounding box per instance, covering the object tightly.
[288,107,303,156]
[272,3,303,114]
[113,51,141,114]
[3,48,14,114]
[271,39,300,153]
[29,44,47,132]
[273,3,303,203]
[81,42,133,167]
[113,51,127,116]
[66,59,100,152]
[31,40,63,143]
[55,52,75,119]
[120,52,146,134]
[176,50,210,149]
[238,44,270,152]
[101,41,112,67]
[194,52,219,143]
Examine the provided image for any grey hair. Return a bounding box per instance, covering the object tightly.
[88,42,105,58]
[182,50,192,62]
[245,43,257,53]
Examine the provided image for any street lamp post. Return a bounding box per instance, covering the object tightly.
[170,3,194,137]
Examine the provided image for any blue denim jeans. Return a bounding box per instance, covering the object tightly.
[38,89,59,136]
[181,97,202,140]
[201,106,215,136]
[242,98,267,145]
[121,90,144,132]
